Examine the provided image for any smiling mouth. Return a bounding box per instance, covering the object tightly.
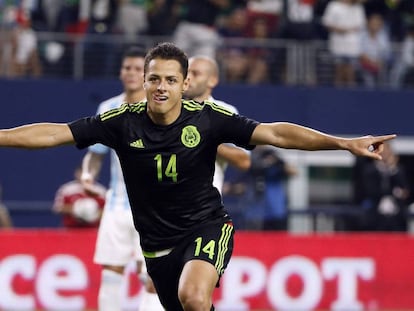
[154,94,168,102]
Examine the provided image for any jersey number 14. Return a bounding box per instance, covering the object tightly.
[154,154,178,182]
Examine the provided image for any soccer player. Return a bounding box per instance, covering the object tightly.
[0,42,395,311]
[53,166,106,228]
[81,46,163,310]
[184,55,251,191]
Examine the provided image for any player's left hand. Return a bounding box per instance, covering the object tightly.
[346,134,396,160]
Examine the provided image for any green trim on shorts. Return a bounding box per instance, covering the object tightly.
[215,223,234,275]
[142,248,173,258]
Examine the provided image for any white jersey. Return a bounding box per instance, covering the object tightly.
[322,0,366,57]
[208,96,243,193]
[89,93,130,210]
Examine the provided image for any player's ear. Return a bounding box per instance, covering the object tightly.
[208,75,218,89]
[142,74,147,88]
[182,77,190,92]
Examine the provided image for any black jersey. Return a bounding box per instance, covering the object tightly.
[69,100,259,251]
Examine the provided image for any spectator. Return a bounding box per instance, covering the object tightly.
[399,0,414,39]
[173,0,231,58]
[218,6,272,84]
[322,0,366,87]
[245,0,280,35]
[246,146,297,230]
[39,0,87,78]
[247,0,281,16]
[244,15,274,84]
[0,4,18,77]
[9,8,42,78]
[363,0,405,42]
[83,0,119,78]
[278,0,317,41]
[53,166,107,228]
[29,0,63,32]
[313,0,331,40]
[218,6,249,83]
[390,25,414,88]
[221,167,250,228]
[358,13,392,88]
[115,0,148,38]
[352,142,410,231]
[278,0,318,84]
[146,0,182,36]
[54,0,88,33]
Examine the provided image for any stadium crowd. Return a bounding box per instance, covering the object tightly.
[0,0,414,88]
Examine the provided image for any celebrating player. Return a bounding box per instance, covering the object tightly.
[0,42,395,310]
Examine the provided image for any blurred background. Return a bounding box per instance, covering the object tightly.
[1,0,414,232]
[1,0,414,310]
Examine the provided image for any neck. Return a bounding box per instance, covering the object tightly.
[147,101,182,126]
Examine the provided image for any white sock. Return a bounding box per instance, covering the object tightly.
[139,290,164,311]
[98,269,124,311]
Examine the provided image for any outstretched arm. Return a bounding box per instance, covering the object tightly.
[217,144,251,171]
[250,122,396,160]
[0,123,74,149]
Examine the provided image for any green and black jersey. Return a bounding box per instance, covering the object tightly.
[69,100,259,251]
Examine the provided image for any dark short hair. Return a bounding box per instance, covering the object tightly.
[123,46,146,59]
[144,42,188,78]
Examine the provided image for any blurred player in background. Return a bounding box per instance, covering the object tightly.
[81,46,163,311]
[184,55,251,191]
[53,166,106,228]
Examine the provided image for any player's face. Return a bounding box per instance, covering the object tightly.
[120,56,145,93]
[185,59,211,100]
[144,58,189,125]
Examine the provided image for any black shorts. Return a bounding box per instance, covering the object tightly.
[144,221,234,310]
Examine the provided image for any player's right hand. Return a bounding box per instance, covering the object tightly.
[80,172,100,195]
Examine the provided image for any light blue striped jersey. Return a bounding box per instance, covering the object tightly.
[88,93,130,210]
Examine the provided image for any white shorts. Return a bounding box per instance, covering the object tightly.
[93,205,142,266]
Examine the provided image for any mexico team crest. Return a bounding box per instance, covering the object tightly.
[181,125,200,148]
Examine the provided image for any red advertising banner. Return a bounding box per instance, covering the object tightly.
[1,230,414,310]
[216,232,414,311]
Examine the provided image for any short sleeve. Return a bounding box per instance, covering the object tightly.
[208,106,259,149]
[68,115,118,150]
